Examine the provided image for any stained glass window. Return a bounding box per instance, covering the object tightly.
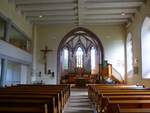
[91,47,96,71]
[76,47,83,68]
[63,48,69,69]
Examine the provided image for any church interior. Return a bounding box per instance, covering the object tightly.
[0,0,150,113]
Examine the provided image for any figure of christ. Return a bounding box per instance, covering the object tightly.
[40,46,52,74]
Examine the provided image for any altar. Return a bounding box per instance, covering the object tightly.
[75,77,86,87]
[60,74,97,86]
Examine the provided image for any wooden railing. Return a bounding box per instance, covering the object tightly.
[101,64,124,84]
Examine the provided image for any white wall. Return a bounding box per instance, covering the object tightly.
[0,0,33,85]
[5,61,21,86]
[20,65,28,84]
[0,0,32,38]
[0,40,32,64]
[127,1,150,87]
[34,24,125,84]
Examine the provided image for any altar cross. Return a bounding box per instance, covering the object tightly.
[41,46,52,74]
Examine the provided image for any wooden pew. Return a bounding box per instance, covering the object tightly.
[0,94,59,113]
[0,90,63,113]
[0,106,46,113]
[1,85,70,108]
[14,84,70,99]
[88,84,150,113]
[106,99,150,113]
[98,95,150,113]
[0,90,66,113]
[88,84,144,102]
[91,87,147,106]
[97,91,150,113]
[0,84,70,113]
[0,98,55,113]
[6,84,70,104]
[119,108,150,113]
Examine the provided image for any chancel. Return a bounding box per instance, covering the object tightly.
[0,0,150,113]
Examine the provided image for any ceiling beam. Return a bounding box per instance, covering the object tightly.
[86,2,144,9]
[16,3,76,11]
[86,0,145,3]
[85,14,132,19]
[85,19,128,23]
[14,0,75,5]
[85,8,138,15]
[24,10,77,17]
[31,20,77,24]
[28,16,77,21]
[77,0,85,25]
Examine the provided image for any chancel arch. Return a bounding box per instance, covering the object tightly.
[57,27,104,83]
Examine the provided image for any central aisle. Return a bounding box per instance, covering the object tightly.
[64,88,94,113]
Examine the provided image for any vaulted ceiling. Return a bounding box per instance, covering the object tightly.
[10,0,146,25]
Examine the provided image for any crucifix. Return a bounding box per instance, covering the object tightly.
[41,46,52,74]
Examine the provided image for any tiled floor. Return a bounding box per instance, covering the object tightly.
[63,88,94,113]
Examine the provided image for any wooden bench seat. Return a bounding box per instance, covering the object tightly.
[0,84,70,113]
[0,85,70,109]
[88,84,144,102]
[98,91,150,112]
[0,94,59,113]
[2,85,70,105]
[0,106,45,113]
[119,108,150,113]
[88,84,150,113]
[95,95,150,113]
[0,90,63,113]
[0,98,55,113]
[11,84,70,100]
[106,100,150,113]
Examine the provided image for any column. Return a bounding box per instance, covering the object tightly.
[5,19,11,42]
[0,59,7,86]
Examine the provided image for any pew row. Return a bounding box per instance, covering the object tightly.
[0,84,70,113]
[88,84,150,113]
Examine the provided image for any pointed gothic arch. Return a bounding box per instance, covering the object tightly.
[57,27,104,83]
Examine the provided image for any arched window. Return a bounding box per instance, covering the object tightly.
[91,47,96,74]
[76,47,83,68]
[126,33,133,74]
[63,48,69,70]
[141,17,150,79]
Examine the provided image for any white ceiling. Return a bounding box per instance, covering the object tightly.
[10,0,146,25]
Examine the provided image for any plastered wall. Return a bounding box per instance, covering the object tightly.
[0,0,32,38]
[35,24,125,84]
[127,1,150,87]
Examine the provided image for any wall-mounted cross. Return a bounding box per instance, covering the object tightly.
[40,46,53,74]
